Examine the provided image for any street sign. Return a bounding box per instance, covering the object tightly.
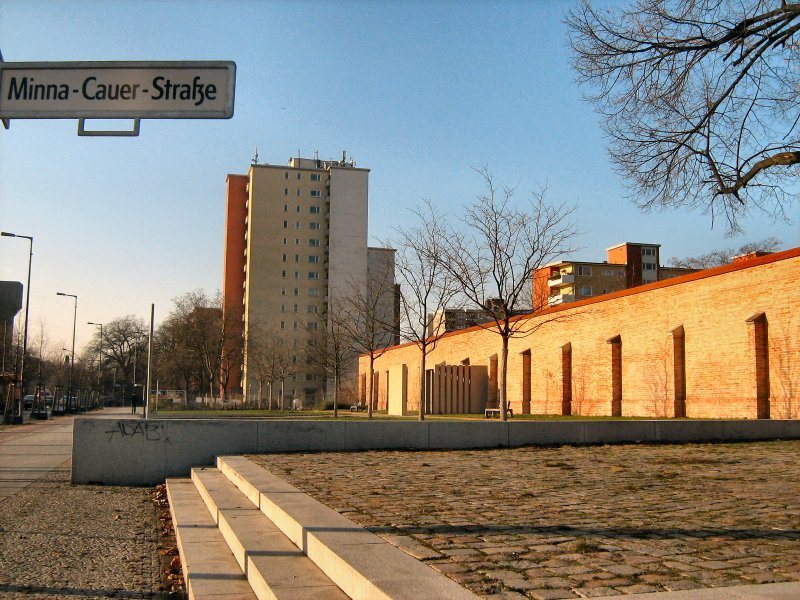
[0,61,236,119]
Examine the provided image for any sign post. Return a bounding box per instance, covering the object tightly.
[0,60,236,135]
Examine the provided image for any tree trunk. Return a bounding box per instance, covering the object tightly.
[258,379,263,409]
[500,334,509,421]
[367,354,374,419]
[268,381,273,411]
[333,371,339,418]
[419,347,426,421]
[280,380,285,412]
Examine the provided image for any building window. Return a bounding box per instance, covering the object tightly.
[296,172,301,180]
[293,304,298,313]
[283,220,288,228]
[602,269,614,276]
[578,265,592,276]
[309,272,319,280]
[579,285,592,296]
[281,287,286,296]
[283,237,287,245]
[309,255,319,264]
[284,188,288,196]
[281,270,287,278]
[293,322,299,330]
[295,254,300,263]
[294,271,299,278]
[310,190,321,197]
[296,189,301,196]
[643,263,657,271]
[310,173,321,181]
[295,221,300,229]
[308,305,317,314]
[296,205,300,213]
[310,222,320,230]
[295,238,300,245]
[642,247,657,256]
[280,321,285,329]
[294,288,299,296]
[308,321,318,330]
[309,239,320,247]
[310,206,320,214]
[309,288,318,297]
[281,304,286,313]
[282,254,287,262]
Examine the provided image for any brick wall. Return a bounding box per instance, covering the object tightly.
[359,249,800,419]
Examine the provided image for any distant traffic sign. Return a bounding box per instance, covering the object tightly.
[0,61,236,119]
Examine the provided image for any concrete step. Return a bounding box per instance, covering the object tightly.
[165,478,257,600]
[217,455,480,600]
[191,467,349,600]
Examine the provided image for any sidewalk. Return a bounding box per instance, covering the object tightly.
[0,407,163,599]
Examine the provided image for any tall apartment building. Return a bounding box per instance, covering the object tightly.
[533,242,696,309]
[223,152,397,406]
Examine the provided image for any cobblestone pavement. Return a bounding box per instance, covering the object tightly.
[250,441,800,599]
[0,460,163,599]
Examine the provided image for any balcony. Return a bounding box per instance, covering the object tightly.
[548,273,575,287]
[548,293,575,306]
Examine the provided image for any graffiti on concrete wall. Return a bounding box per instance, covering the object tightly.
[104,421,169,443]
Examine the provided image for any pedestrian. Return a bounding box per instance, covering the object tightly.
[130,392,137,415]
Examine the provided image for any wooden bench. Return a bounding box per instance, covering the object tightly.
[484,408,513,418]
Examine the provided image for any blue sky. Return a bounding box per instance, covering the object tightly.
[1,0,797,353]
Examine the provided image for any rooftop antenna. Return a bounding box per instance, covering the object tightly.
[251,147,259,165]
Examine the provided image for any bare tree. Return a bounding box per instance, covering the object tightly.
[567,0,799,234]
[337,267,398,419]
[247,325,295,410]
[302,309,351,417]
[92,315,148,389]
[669,236,783,268]
[168,290,244,400]
[393,201,462,420]
[441,168,580,421]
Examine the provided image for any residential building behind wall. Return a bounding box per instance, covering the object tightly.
[223,152,398,405]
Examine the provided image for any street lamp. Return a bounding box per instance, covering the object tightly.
[1,231,33,420]
[88,322,103,408]
[57,292,78,412]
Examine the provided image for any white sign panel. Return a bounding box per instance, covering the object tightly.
[0,61,236,119]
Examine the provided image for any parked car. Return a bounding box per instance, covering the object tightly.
[23,395,34,409]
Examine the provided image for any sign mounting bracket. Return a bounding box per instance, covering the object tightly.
[78,118,141,137]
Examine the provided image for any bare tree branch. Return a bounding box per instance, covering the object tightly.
[567,0,799,234]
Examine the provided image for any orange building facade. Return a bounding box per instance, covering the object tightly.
[360,249,800,419]
[221,174,248,396]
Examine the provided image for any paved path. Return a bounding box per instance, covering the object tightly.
[250,441,800,599]
[0,416,74,498]
[0,407,163,599]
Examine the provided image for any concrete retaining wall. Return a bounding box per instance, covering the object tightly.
[72,417,800,485]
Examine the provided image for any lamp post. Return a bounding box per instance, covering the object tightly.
[57,292,78,412]
[87,322,103,400]
[1,232,33,418]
